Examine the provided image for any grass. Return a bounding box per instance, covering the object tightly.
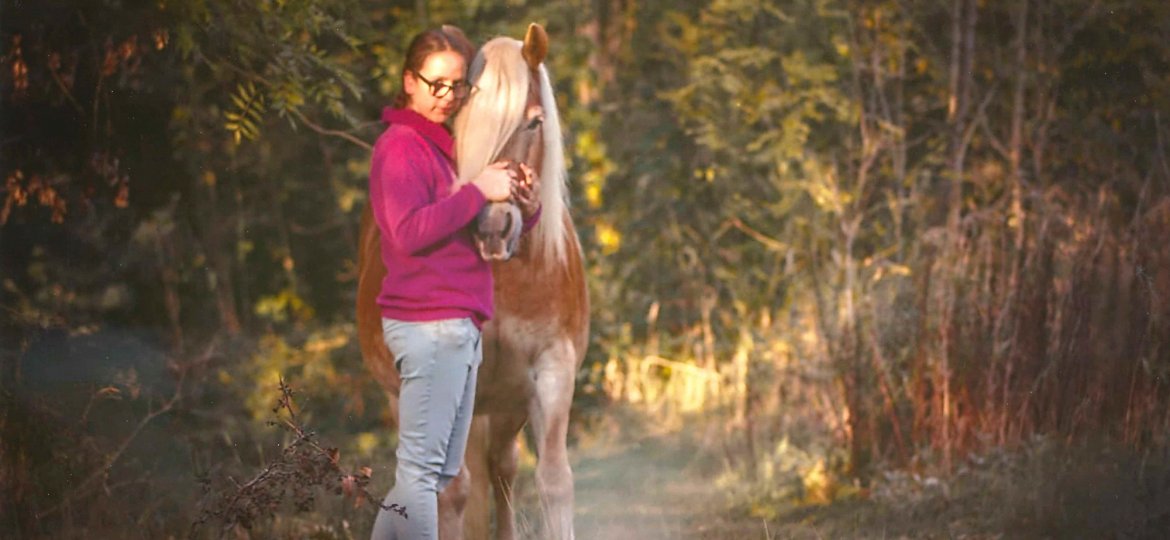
[705,437,1170,539]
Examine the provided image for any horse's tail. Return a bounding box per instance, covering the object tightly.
[357,204,399,398]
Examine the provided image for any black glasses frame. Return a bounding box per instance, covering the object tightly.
[413,71,474,99]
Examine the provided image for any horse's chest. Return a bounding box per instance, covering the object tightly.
[473,314,551,412]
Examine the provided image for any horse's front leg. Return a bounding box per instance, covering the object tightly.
[488,412,528,540]
[528,339,578,540]
[461,416,492,540]
[438,465,471,540]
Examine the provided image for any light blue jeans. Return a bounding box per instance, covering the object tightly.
[370,317,482,540]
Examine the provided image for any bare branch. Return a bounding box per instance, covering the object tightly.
[36,359,191,520]
[288,107,373,151]
[725,217,789,252]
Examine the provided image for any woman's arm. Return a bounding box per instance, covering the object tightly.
[374,136,486,255]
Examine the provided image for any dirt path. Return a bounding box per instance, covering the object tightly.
[497,421,718,538]
[508,420,771,540]
[572,434,719,540]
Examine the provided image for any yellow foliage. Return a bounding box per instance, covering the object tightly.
[336,184,363,213]
[586,182,603,209]
[801,459,835,505]
[834,40,850,58]
[254,288,315,323]
[748,500,780,521]
[304,333,347,353]
[241,327,354,420]
[595,222,622,255]
[355,432,380,457]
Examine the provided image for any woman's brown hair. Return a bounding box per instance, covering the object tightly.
[393,25,475,109]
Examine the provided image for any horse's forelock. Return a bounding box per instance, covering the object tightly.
[456,38,528,187]
[455,36,569,265]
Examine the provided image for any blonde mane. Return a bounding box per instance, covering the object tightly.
[454,36,569,265]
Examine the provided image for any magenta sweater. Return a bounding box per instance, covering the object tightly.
[369,107,492,328]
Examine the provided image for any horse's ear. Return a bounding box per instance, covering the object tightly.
[522,23,548,70]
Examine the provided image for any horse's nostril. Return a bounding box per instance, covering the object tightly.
[500,211,514,239]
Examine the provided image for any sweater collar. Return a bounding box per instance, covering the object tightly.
[381,107,454,162]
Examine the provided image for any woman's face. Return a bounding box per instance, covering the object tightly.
[404,50,468,124]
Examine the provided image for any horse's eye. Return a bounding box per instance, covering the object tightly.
[527,117,543,130]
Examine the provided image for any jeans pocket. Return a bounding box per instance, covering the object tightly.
[435,318,480,368]
[436,318,476,344]
[382,319,439,377]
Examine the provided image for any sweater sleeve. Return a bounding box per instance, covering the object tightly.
[374,134,487,255]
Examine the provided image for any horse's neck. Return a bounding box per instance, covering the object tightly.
[495,212,581,285]
[492,211,589,350]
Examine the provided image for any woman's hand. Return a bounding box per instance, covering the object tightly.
[471,161,517,202]
[513,162,542,220]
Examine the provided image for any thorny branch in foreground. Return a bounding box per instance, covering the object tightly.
[189,377,386,539]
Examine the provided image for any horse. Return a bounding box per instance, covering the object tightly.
[357,23,588,540]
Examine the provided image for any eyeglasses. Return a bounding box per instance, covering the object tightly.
[413,71,473,99]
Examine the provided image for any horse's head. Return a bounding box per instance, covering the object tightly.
[472,67,544,261]
[456,23,556,262]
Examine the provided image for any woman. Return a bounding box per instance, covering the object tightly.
[367,25,540,539]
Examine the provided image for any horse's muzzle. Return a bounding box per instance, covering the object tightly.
[474,201,522,261]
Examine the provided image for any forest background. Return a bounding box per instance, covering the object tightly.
[3,0,1169,538]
